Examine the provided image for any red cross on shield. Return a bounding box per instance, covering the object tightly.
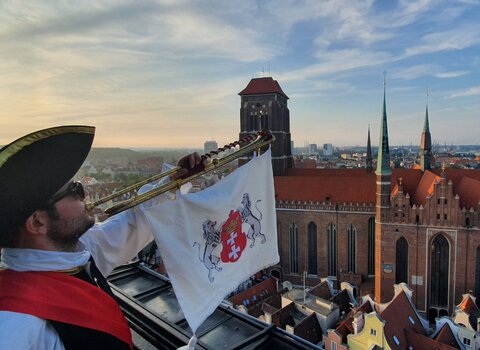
[220,210,247,263]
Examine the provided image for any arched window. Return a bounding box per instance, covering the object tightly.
[327,223,337,277]
[308,222,317,275]
[396,237,408,284]
[368,217,375,275]
[430,234,450,307]
[347,224,357,273]
[249,113,256,131]
[261,114,269,130]
[289,223,298,273]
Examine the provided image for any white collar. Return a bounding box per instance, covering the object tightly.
[0,242,91,272]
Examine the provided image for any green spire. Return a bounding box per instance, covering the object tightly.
[376,84,391,175]
[420,90,432,171]
[424,102,430,132]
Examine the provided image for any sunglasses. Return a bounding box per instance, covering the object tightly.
[46,181,86,205]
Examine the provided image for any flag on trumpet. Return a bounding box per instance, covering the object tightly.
[144,149,279,334]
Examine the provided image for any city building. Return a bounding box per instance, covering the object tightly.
[204,140,218,154]
[324,144,334,157]
[271,82,480,321]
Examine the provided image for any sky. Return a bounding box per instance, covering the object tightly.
[0,0,479,149]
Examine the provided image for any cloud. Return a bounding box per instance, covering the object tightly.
[391,64,441,80]
[435,71,469,78]
[391,65,470,80]
[404,24,480,56]
[447,86,480,98]
[278,48,393,82]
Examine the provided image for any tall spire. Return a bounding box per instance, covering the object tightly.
[420,88,432,171]
[376,76,391,175]
[366,124,373,172]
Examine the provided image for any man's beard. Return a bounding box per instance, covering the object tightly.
[47,214,95,251]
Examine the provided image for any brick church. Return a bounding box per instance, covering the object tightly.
[238,77,480,322]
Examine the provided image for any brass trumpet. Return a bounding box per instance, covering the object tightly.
[85,131,274,217]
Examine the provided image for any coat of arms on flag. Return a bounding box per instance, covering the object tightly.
[144,149,279,335]
[192,191,266,283]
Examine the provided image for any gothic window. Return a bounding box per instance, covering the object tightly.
[327,223,337,276]
[249,114,256,131]
[430,234,450,307]
[260,114,269,130]
[289,223,298,273]
[416,215,420,225]
[368,217,375,275]
[347,224,357,273]
[395,237,408,284]
[308,222,317,275]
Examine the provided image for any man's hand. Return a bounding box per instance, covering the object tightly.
[172,152,207,180]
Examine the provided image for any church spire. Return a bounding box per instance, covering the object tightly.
[366,124,373,172]
[374,75,393,304]
[420,89,432,171]
[376,78,391,175]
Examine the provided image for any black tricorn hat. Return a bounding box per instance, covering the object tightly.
[0,125,95,243]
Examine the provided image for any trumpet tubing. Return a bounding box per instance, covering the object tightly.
[85,131,274,217]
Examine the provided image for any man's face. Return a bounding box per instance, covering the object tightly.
[45,182,95,251]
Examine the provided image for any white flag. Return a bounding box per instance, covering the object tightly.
[144,149,279,334]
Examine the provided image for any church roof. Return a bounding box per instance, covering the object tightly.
[275,168,480,209]
[275,170,376,204]
[239,77,289,99]
[412,170,441,205]
[453,176,480,209]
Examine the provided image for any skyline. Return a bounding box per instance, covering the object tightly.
[1,1,479,148]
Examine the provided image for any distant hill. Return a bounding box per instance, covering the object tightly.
[86,147,203,165]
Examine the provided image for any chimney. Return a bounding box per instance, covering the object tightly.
[352,311,365,334]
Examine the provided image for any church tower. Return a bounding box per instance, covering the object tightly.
[375,83,393,303]
[420,101,432,171]
[366,125,373,173]
[239,77,292,176]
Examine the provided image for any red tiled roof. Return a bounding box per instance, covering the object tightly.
[275,168,480,208]
[335,301,373,342]
[391,169,424,199]
[412,170,441,205]
[238,77,289,99]
[380,291,425,350]
[455,176,480,209]
[458,294,478,314]
[309,281,332,299]
[405,329,458,350]
[434,323,461,349]
[274,174,376,204]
